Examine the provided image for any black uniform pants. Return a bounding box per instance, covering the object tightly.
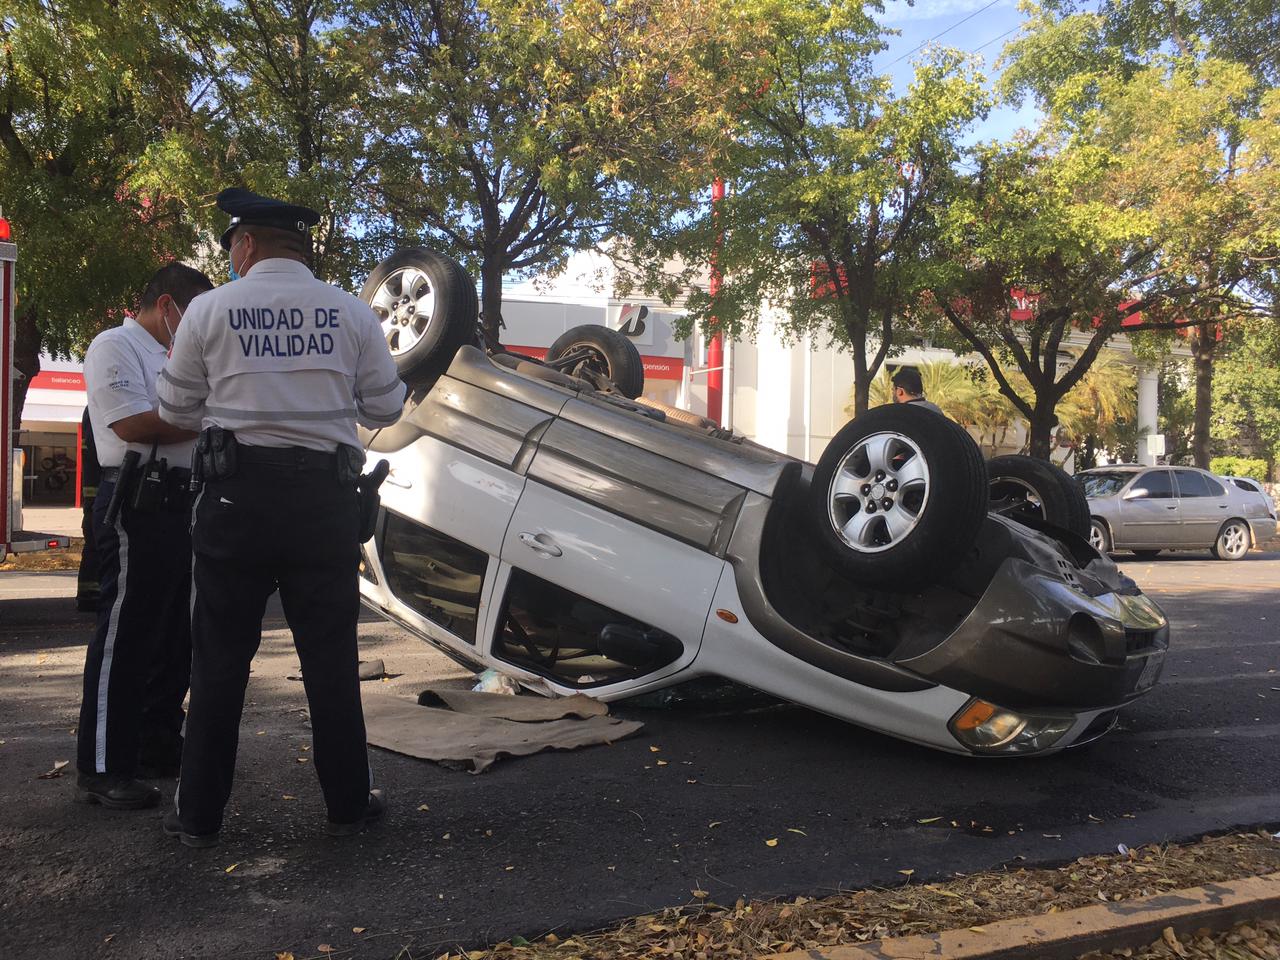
[76,495,100,610]
[77,482,193,776]
[176,462,368,835]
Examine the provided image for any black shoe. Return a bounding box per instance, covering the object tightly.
[162,810,220,849]
[75,773,161,810]
[326,789,386,837]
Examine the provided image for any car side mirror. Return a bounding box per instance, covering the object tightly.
[1123,487,1148,500]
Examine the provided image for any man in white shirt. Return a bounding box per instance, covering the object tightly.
[77,263,213,810]
[157,188,405,847]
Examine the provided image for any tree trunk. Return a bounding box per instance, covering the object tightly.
[12,310,42,433]
[480,258,504,347]
[1027,401,1058,461]
[1191,323,1216,469]
[849,324,869,417]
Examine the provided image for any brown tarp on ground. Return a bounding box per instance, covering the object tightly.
[363,690,642,773]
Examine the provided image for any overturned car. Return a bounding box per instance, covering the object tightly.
[355,249,1169,757]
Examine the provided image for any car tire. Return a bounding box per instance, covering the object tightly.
[1132,549,1161,560]
[987,455,1090,538]
[1211,518,1251,560]
[359,248,478,388]
[1088,518,1113,555]
[808,404,988,588]
[546,325,645,399]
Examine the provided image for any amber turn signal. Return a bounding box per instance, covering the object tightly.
[715,609,739,624]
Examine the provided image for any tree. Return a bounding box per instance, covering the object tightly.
[621,1,988,415]
[0,0,205,427]
[1211,319,1280,476]
[168,0,382,286]
[357,0,753,342]
[924,60,1273,459]
[1002,1,1280,466]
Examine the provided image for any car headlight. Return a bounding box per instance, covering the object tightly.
[949,699,1076,755]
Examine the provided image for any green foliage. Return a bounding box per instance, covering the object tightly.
[1209,456,1269,481]
[620,2,990,412]
[0,0,207,358]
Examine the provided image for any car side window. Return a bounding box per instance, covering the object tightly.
[1131,470,1174,499]
[494,568,683,687]
[1173,469,1219,498]
[379,511,488,644]
[1231,478,1258,493]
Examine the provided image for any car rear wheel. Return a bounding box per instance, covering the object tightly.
[808,404,988,588]
[1211,519,1250,560]
[1088,519,1112,555]
[987,455,1090,538]
[360,248,478,388]
[546,325,645,398]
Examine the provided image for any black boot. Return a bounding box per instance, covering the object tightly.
[162,810,219,849]
[76,773,161,810]
[326,789,386,837]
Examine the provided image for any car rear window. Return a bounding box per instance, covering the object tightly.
[1174,469,1224,498]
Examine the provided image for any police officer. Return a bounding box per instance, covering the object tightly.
[157,188,406,848]
[891,366,947,417]
[77,263,213,809]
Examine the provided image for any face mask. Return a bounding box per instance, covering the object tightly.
[162,300,185,349]
[228,234,247,281]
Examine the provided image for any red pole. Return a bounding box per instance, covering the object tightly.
[75,419,83,510]
[706,178,726,426]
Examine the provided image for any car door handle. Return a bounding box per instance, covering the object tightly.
[1166,505,1177,510]
[518,532,563,557]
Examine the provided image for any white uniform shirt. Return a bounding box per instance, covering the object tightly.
[156,259,405,451]
[84,317,196,469]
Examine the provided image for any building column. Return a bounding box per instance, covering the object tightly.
[1137,367,1159,466]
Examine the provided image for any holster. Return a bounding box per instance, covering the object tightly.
[131,442,167,515]
[197,426,238,481]
[356,460,390,543]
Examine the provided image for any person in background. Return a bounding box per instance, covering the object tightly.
[76,263,213,810]
[76,408,101,613]
[891,366,946,417]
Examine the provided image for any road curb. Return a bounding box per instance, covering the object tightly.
[764,870,1280,960]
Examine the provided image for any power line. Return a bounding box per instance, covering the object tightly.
[888,0,1006,66]
[970,23,1021,54]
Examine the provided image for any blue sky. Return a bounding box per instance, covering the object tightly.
[874,0,1042,143]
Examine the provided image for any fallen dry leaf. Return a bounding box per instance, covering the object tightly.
[318,946,334,955]
[656,760,669,766]
[649,746,661,753]
[765,838,779,847]
[274,953,295,960]
[899,870,915,878]
[353,927,366,934]
[224,863,239,874]
[787,828,807,836]
[692,889,709,899]
[296,757,309,764]
[37,760,69,780]
[708,821,723,829]
[917,817,942,824]
[418,804,430,812]
[281,795,297,801]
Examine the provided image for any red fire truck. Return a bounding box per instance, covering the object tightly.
[1,214,72,561]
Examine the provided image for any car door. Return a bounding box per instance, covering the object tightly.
[1117,469,1180,546]
[1172,469,1230,547]
[489,413,736,695]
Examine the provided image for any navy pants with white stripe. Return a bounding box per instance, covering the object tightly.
[176,461,368,835]
[77,481,193,776]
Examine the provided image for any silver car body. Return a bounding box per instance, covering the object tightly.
[1081,465,1277,553]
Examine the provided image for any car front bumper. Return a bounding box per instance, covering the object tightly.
[897,557,1169,713]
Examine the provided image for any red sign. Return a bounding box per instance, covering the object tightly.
[505,345,684,381]
[29,371,85,391]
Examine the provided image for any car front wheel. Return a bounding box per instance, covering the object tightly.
[808,404,988,588]
[546,325,645,398]
[1088,518,1112,555]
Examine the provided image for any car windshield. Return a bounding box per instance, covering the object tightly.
[1079,471,1131,498]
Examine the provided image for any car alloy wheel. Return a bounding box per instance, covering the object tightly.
[827,431,930,554]
[1088,520,1111,554]
[369,267,436,356]
[1215,520,1249,560]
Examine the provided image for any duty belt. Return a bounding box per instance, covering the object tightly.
[237,445,337,471]
[101,466,191,482]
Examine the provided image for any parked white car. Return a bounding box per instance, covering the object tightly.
[354,248,1170,757]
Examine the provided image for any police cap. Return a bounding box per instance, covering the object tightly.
[217,187,321,250]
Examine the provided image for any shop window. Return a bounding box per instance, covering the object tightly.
[378,511,487,644]
[494,569,683,687]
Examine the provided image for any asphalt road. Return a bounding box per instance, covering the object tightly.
[1,551,1277,960]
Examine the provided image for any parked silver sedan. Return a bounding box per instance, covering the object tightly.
[1079,465,1277,560]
